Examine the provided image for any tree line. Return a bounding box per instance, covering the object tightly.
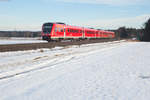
[110,18,150,41]
[140,18,150,41]
[0,31,41,37]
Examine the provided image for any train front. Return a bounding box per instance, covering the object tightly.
[41,23,53,42]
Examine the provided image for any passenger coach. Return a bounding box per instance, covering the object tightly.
[42,22,115,42]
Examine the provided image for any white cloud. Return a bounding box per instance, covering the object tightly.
[0,14,150,31]
[57,0,149,5]
[0,0,11,2]
[74,14,150,29]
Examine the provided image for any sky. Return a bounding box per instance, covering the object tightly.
[0,0,150,31]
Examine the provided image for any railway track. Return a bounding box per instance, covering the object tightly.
[0,38,118,52]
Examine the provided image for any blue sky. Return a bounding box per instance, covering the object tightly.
[0,0,150,31]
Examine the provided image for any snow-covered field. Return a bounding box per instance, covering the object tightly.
[0,40,150,100]
[0,37,47,45]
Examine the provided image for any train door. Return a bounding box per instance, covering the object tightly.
[82,28,85,38]
[64,27,66,38]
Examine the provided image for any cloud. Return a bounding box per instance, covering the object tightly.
[75,14,150,29]
[57,0,149,5]
[0,14,150,31]
[0,0,11,2]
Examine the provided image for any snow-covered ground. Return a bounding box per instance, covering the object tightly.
[0,37,47,45]
[0,40,150,100]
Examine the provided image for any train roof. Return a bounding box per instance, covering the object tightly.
[55,22,66,25]
[43,22,114,33]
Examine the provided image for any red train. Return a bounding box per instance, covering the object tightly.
[42,22,115,42]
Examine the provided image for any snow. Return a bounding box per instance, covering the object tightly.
[0,40,150,100]
[0,37,47,45]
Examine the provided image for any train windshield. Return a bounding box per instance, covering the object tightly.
[43,23,53,34]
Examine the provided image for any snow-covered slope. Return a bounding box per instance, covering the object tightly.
[0,41,150,100]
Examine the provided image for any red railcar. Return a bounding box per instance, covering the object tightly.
[42,22,115,42]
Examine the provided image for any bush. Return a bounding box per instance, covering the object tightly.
[118,27,128,38]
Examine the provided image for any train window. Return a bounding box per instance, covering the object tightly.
[43,23,53,33]
[80,30,82,33]
[61,28,63,32]
[74,30,76,33]
[75,30,77,33]
[55,27,57,32]
[58,28,61,32]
